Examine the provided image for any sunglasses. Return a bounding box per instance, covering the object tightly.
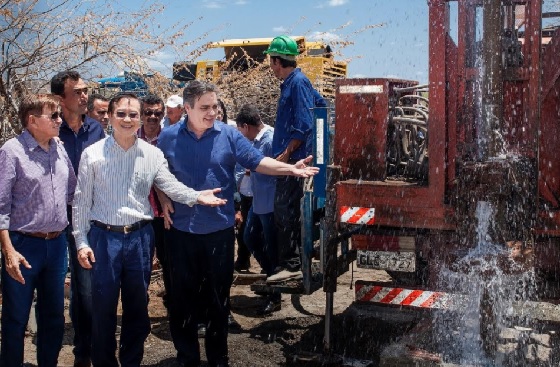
[143,110,164,118]
[35,111,62,121]
[115,111,140,120]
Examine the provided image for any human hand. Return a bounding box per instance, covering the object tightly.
[197,188,227,207]
[292,155,320,178]
[235,210,243,226]
[3,249,31,284]
[158,194,174,230]
[295,155,314,169]
[77,247,95,269]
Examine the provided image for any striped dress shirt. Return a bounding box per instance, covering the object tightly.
[72,136,200,250]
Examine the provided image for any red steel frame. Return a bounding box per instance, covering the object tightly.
[334,0,560,261]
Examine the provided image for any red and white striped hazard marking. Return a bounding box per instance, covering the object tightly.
[355,282,465,310]
[339,206,375,225]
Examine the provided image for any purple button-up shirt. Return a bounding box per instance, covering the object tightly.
[0,130,77,232]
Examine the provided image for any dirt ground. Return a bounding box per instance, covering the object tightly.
[20,260,396,367]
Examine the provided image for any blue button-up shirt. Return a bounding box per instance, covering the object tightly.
[250,125,276,214]
[272,68,315,161]
[158,120,265,234]
[59,115,105,174]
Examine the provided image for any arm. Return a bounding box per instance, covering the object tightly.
[276,139,303,163]
[153,157,227,207]
[72,150,96,269]
[0,150,31,284]
[0,230,31,284]
[155,186,174,230]
[255,155,319,177]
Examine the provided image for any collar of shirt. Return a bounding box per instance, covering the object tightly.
[21,129,56,152]
[138,126,160,145]
[181,119,223,140]
[254,124,273,143]
[280,68,302,90]
[107,134,139,152]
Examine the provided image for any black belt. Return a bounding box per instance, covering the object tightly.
[91,220,151,234]
[17,231,63,240]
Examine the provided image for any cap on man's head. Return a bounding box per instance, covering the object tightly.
[166,95,183,108]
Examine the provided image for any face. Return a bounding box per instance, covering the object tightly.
[166,105,183,125]
[29,105,63,141]
[110,98,141,140]
[269,57,282,79]
[88,99,109,129]
[142,103,164,133]
[216,105,224,122]
[60,78,88,115]
[184,92,218,131]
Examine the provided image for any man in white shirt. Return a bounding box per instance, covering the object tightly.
[72,92,226,367]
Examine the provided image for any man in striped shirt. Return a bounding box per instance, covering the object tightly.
[72,92,226,367]
[0,94,76,367]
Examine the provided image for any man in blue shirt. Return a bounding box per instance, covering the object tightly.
[263,35,316,283]
[51,70,105,367]
[157,80,318,367]
[235,104,282,315]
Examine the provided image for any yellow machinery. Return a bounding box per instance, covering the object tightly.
[173,36,348,99]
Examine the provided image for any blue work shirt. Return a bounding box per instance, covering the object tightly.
[59,115,105,174]
[272,68,315,161]
[250,125,276,214]
[157,120,265,234]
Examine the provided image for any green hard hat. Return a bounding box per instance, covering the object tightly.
[264,35,299,56]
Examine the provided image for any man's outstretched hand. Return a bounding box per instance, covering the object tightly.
[197,188,227,207]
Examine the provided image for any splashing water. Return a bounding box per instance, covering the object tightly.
[433,201,536,366]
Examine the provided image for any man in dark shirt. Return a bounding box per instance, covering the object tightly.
[51,70,105,367]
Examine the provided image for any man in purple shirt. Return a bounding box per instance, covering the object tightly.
[51,70,105,367]
[0,94,77,367]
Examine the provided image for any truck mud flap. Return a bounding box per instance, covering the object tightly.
[355,281,467,311]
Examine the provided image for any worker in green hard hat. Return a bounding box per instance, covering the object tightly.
[263,35,317,288]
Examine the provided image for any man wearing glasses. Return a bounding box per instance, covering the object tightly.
[0,94,77,366]
[72,92,226,367]
[51,70,105,367]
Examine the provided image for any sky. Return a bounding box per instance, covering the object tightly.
[115,0,433,84]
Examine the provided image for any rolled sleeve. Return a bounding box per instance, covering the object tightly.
[72,149,94,250]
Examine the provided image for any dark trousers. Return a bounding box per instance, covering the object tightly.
[153,217,171,307]
[236,194,253,264]
[274,175,304,270]
[167,226,235,366]
[1,231,68,367]
[88,224,154,367]
[244,208,277,276]
[67,225,93,362]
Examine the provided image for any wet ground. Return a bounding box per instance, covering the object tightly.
[20,262,398,366]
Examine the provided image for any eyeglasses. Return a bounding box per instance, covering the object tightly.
[35,112,62,121]
[73,87,89,96]
[114,111,140,120]
[143,110,164,118]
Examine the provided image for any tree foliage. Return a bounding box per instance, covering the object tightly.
[0,0,208,143]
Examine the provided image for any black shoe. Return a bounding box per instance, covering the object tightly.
[259,300,281,315]
[228,314,241,330]
[197,323,206,337]
[73,358,91,367]
[234,258,251,272]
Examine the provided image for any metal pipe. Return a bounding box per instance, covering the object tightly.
[480,0,504,160]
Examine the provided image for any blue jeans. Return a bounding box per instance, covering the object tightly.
[67,225,93,362]
[243,208,277,276]
[0,231,68,367]
[167,226,234,367]
[88,224,154,367]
